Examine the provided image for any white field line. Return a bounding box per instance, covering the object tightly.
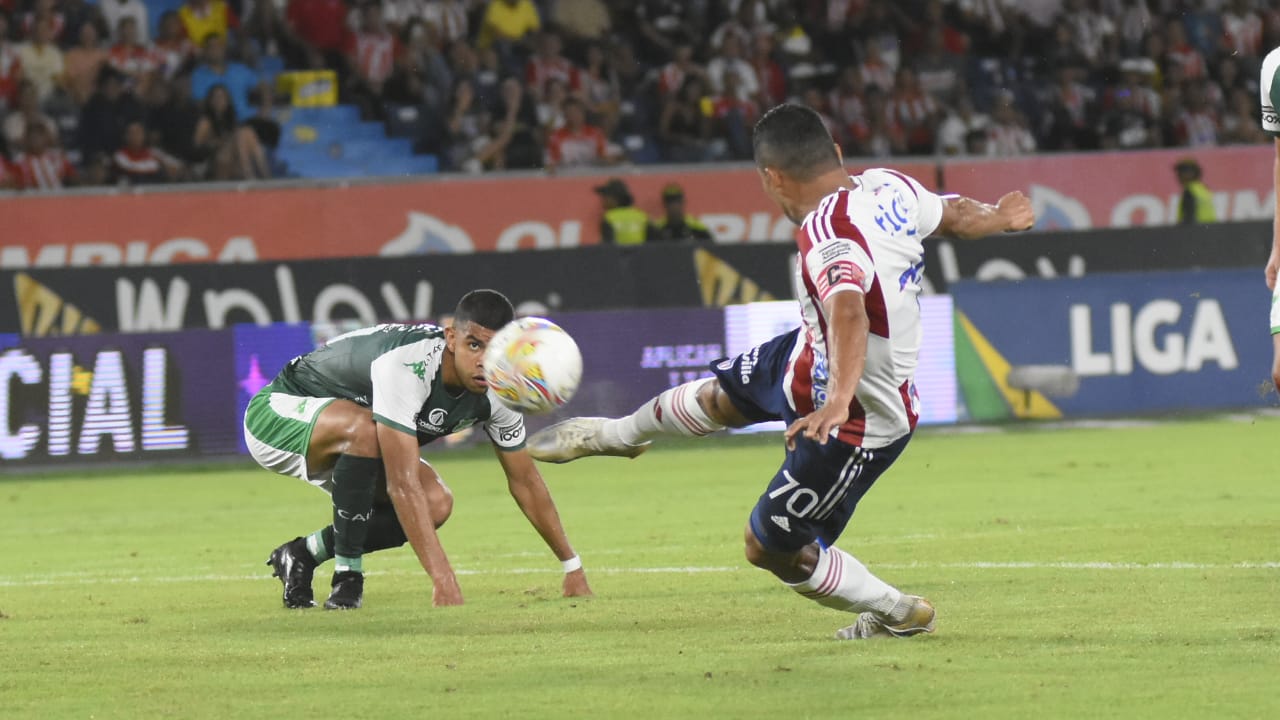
[0,561,1276,588]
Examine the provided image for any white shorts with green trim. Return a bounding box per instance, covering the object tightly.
[243,382,337,487]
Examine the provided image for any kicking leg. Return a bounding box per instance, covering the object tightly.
[527,378,752,463]
[528,331,797,464]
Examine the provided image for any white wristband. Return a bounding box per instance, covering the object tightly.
[561,555,582,573]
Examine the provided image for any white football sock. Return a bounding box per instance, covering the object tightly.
[602,380,724,446]
[787,545,904,619]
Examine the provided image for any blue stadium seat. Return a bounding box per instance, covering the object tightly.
[384,104,427,139]
[256,55,286,85]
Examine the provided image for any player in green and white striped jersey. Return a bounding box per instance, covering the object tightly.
[245,290,592,610]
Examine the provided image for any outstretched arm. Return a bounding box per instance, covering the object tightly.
[378,423,463,606]
[784,290,868,449]
[495,446,592,597]
[936,191,1035,240]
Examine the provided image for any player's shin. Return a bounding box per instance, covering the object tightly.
[787,545,909,621]
[330,454,380,574]
[303,506,405,562]
[364,506,408,552]
[606,380,725,445]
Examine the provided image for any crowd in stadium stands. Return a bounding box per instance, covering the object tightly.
[0,0,1275,191]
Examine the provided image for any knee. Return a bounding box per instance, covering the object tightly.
[742,524,771,569]
[346,415,380,457]
[701,380,749,429]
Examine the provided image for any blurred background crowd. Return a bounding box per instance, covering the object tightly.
[0,0,1274,191]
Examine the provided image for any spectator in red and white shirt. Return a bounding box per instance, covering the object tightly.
[749,31,786,108]
[1173,80,1219,148]
[0,13,23,112]
[657,43,704,98]
[21,0,66,45]
[858,39,895,93]
[345,3,401,87]
[706,33,758,103]
[986,92,1037,157]
[525,31,579,101]
[828,66,867,150]
[3,80,57,149]
[154,11,195,79]
[10,121,75,190]
[710,69,758,159]
[887,66,940,155]
[546,95,612,170]
[1221,0,1262,60]
[426,0,472,47]
[108,16,161,96]
[1165,19,1207,80]
[113,119,179,185]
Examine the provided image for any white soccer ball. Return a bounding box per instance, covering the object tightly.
[483,317,583,415]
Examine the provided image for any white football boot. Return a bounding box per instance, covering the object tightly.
[527,417,650,463]
[835,595,937,640]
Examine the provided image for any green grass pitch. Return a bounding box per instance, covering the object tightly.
[2,417,1278,719]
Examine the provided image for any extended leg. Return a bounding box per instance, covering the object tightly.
[527,378,752,463]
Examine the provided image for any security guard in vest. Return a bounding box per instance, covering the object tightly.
[595,178,651,245]
[1174,158,1217,225]
[649,183,714,242]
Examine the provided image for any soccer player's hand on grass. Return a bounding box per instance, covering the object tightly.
[432,576,465,607]
[563,569,593,598]
[785,403,850,450]
[996,191,1035,232]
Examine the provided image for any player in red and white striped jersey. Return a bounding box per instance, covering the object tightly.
[530,103,1034,640]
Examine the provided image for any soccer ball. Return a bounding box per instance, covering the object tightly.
[483,317,583,415]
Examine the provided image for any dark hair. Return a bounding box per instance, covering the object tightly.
[454,290,514,332]
[752,103,841,182]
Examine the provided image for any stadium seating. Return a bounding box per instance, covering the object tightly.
[275,104,438,179]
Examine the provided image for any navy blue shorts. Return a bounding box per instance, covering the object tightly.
[711,329,912,553]
[709,328,801,426]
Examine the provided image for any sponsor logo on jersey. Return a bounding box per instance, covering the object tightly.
[899,259,925,290]
[818,242,851,263]
[417,407,451,434]
[494,418,524,444]
[770,515,791,532]
[812,351,830,408]
[739,346,760,384]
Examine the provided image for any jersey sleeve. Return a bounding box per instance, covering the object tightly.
[1260,48,1280,137]
[369,339,441,435]
[861,167,945,238]
[800,224,875,301]
[483,393,527,451]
